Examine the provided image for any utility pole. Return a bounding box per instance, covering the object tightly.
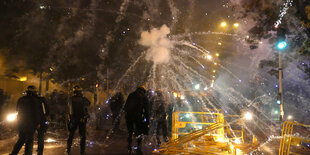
[278,52,284,122]
[276,27,287,123]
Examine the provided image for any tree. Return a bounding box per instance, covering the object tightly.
[236,0,310,78]
[0,0,104,91]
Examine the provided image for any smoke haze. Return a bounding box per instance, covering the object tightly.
[139,25,172,64]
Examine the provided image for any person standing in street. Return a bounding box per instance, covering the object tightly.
[67,86,90,155]
[109,91,124,132]
[153,91,168,146]
[124,85,150,154]
[10,86,40,155]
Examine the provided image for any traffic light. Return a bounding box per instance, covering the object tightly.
[277,41,287,50]
[276,27,287,50]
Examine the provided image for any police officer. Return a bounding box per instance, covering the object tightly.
[67,86,90,155]
[124,86,149,154]
[10,86,41,155]
[36,95,49,155]
[109,91,124,132]
[153,91,168,146]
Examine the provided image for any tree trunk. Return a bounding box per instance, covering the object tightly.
[39,72,42,95]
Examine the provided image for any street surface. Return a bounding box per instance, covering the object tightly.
[0,117,156,155]
[0,129,156,155]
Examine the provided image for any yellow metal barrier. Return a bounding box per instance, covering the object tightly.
[171,111,225,141]
[157,122,232,154]
[279,121,310,155]
[154,111,258,154]
[225,115,245,144]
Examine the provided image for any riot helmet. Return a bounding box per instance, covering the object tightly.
[26,85,37,95]
[73,85,82,95]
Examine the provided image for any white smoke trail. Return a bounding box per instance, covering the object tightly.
[139,25,172,64]
[102,0,131,52]
[98,0,131,81]
[114,53,145,90]
[64,0,98,47]
[48,0,98,76]
[167,0,180,29]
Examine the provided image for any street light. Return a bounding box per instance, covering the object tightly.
[220,21,227,27]
[233,23,240,28]
[206,55,213,60]
[19,76,27,82]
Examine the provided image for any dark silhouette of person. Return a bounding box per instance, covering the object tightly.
[124,86,149,154]
[67,86,90,155]
[58,91,68,126]
[146,89,156,137]
[109,91,124,132]
[153,91,168,146]
[10,86,42,155]
[49,89,58,122]
[166,102,174,136]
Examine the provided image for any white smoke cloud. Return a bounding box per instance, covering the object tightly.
[139,25,172,64]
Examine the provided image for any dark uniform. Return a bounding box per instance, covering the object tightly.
[153,91,168,146]
[109,92,124,132]
[166,103,174,136]
[10,86,42,155]
[36,96,49,155]
[67,87,90,155]
[124,86,149,154]
[147,90,156,136]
